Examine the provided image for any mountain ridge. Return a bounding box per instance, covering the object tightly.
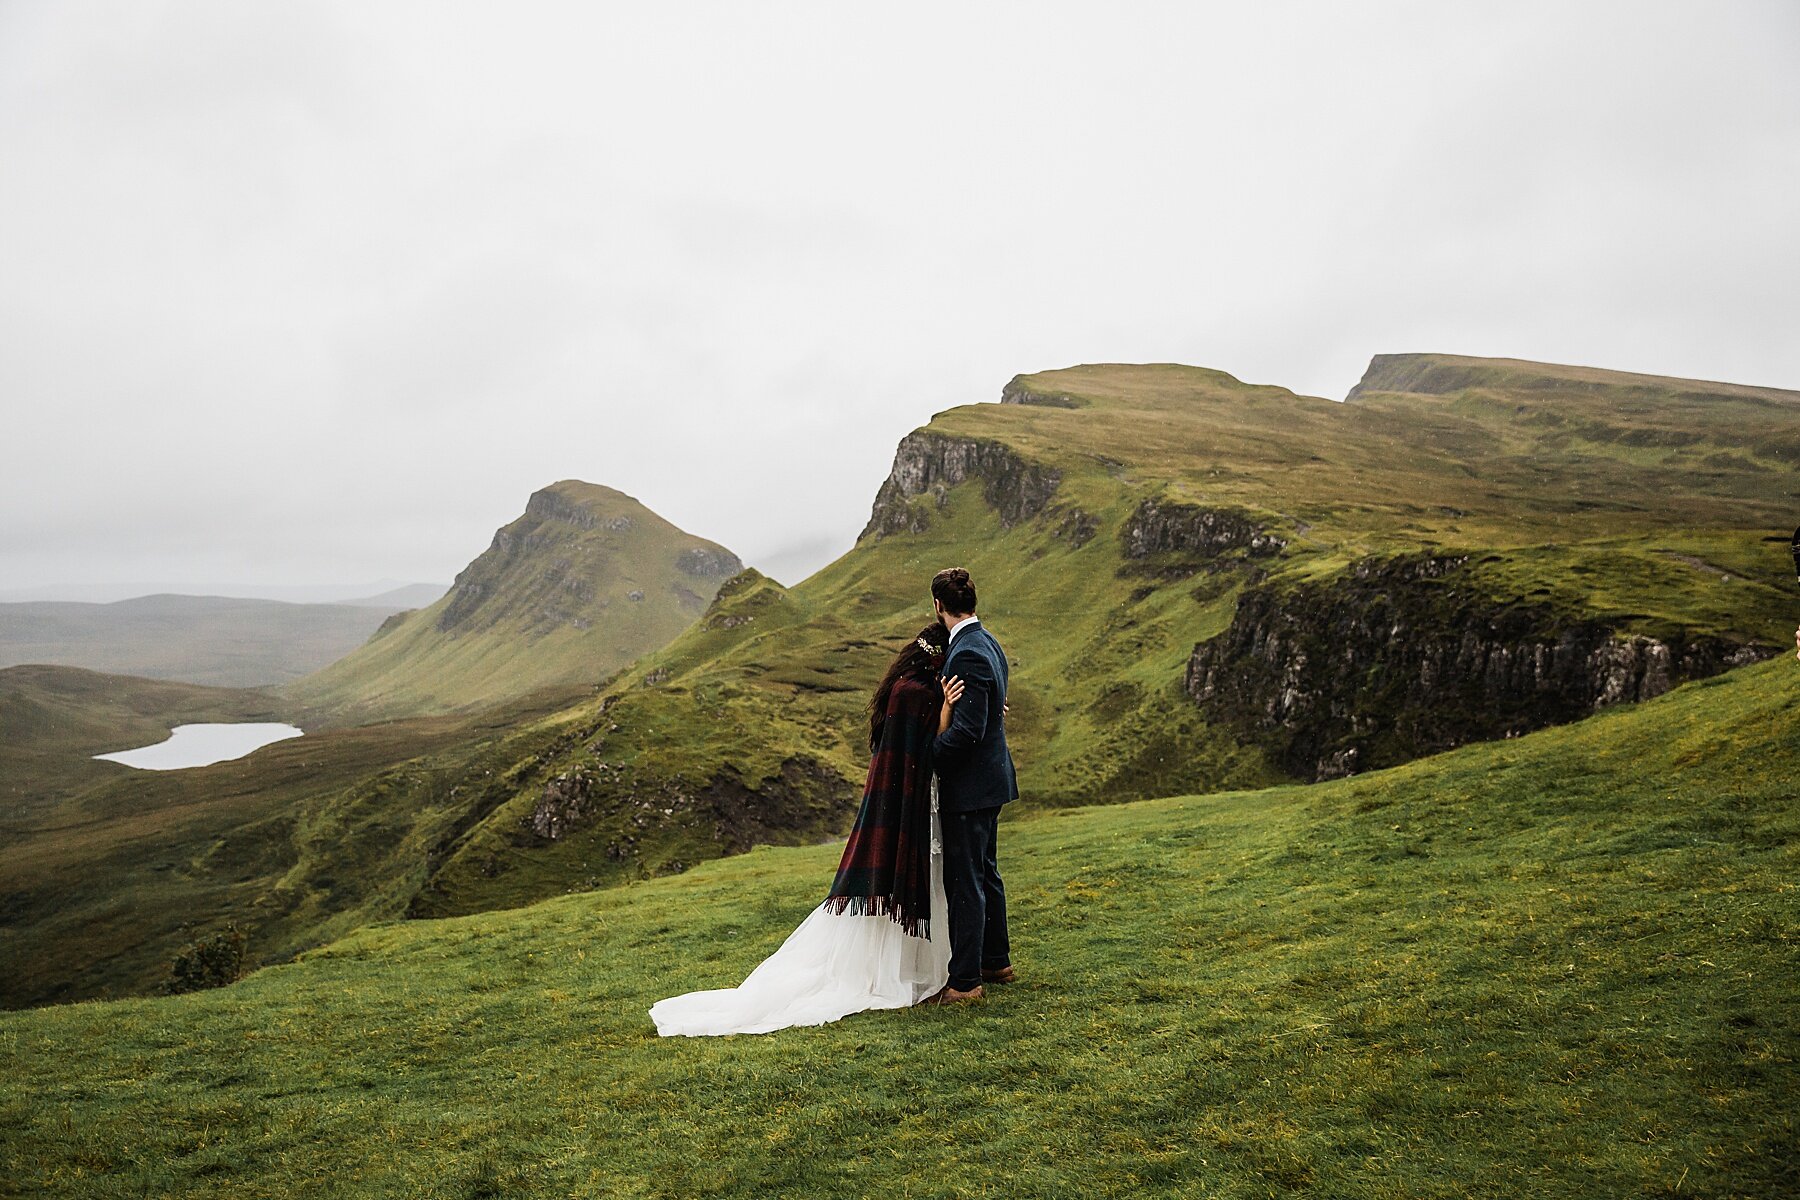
[402,352,1795,920]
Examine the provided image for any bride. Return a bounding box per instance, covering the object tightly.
[649,623,966,1036]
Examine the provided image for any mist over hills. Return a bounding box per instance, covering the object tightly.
[338,583,451,609]
[0,580,448,606]
[4,352,1795,1012]
[0,593,421,689]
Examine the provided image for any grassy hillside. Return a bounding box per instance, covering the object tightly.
[0,663,599,1009]
[281,480,743,725]
[411,355,1797,918]
[3,654,1794,1198]
[0,594,406,688]
[3,481,744,1008]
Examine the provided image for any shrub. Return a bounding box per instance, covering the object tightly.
[167,923,247,994]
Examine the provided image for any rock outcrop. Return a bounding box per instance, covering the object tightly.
[370,608,415,639]
[1186,552,1773,781]
[677,547,743,578]
[860,431,1061,540]
[1120,499,1287,561]
[1000,375,1085,408]
[521,754,851,858]
[527,767,595,840]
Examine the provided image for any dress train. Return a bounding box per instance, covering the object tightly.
[648,778,951,1036]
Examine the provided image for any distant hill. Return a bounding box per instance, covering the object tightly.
[0,580,449,605]
[279,480,743,724]
[1346,350,1800,406]
[337,582,449,609]
[0,594,414,688]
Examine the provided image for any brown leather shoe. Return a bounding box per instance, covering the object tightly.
[981,965,1016,984]
[921,983,985,1006]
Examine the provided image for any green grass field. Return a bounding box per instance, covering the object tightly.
[5,653,1793,1198]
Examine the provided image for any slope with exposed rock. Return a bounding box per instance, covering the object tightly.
[281,480,742,724]
[407,355,1796,918]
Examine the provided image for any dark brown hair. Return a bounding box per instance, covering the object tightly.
[931,567,977,615]
[868,624,947,749]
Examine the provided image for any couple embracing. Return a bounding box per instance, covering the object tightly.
[649,567,1017,1036]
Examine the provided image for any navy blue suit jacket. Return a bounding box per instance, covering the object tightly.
[932,621,1019,813]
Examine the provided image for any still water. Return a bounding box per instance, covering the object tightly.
[93,723,305,770]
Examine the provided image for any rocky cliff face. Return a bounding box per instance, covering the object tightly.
[1120,499,1287,562]
[436,487,605,635]
[860,431,1062,540]
[1186,552,1773,781]
[677,547,743,578]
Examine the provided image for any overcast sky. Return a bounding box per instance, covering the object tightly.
[3,1,1797,600]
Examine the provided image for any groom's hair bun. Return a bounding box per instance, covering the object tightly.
[931,567,977,614]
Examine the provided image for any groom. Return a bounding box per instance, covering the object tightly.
[925,566,1018,1006]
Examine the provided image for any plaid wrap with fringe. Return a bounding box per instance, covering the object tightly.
[821,673,937,937]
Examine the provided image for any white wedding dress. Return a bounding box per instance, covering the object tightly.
[649,777,951,1036]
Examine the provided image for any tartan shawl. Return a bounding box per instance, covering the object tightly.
[822,672,938,937]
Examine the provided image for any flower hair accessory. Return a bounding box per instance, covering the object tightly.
[915,635,940,654]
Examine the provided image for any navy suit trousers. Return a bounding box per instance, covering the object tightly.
[941,803,1011,991]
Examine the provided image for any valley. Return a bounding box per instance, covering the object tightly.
[4,353,1795,1016]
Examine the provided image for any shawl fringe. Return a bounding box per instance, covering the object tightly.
[819,892,931,940]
